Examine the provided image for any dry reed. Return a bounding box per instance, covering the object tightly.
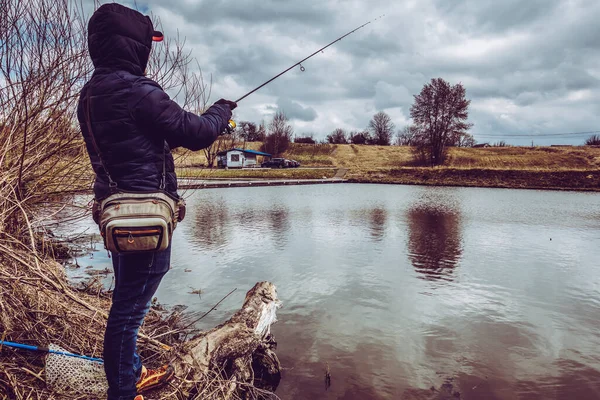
[0,1,277,398]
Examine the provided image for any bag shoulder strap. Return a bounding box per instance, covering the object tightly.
[85,90,118,190]
[160,144,166,190]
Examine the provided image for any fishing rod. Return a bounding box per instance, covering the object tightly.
[234,14,385,104]
[0,340,104,363]
[223,15,384,134]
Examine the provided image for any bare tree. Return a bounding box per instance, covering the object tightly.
[144,24,217,167]
[0,0,92,241]
[261,111,293,155]
[410,78,472,165]
[134,11,217,169]
[368,112,394,145]
[0,0,212,236]
[396,125,420,146]
[454,133,476,147]
[203,131,241,168]
[256,121,267,142]
[237,121,262,143]
[326,128,348,144]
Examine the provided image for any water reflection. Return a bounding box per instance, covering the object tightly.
[406,197,463,282]
[369,207,387,241]
[348,205,388,242]
[274,309,408,400]
[516,359,600,399]
[323,208,346,229]
[235,207,259,230]
[268,205,290,247]
[192,202,230,250]
[61,185,600,400]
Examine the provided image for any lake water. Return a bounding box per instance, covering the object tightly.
[62,184,600,399]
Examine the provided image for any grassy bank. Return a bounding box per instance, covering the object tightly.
[178,143,600,169]
[175,143,600,191]
[349,167,600,191]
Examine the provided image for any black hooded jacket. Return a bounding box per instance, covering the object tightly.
[77,3,231,200]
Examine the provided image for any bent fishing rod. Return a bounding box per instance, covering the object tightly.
[234,14,385,104]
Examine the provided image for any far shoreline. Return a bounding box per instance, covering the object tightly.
[344,167,600,192]
[50,170,599,196]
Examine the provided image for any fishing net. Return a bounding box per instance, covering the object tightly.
[45,344,108,397]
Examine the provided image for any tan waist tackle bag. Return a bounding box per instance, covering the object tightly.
[93,190,184,254]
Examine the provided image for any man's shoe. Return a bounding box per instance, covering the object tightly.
[136,364,175,393]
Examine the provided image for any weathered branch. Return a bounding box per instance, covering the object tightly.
[169,282,282,399]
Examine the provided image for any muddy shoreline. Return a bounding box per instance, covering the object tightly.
[347,168,600,192]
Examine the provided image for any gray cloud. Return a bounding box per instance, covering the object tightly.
[267,97,318,122]
[105,0,600,144]
[435,0,562,33]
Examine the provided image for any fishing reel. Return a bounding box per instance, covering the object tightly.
[224,119,236,135]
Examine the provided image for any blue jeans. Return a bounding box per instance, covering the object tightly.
[104,245,171,400]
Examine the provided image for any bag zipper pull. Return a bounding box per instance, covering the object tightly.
[127,233,134,244]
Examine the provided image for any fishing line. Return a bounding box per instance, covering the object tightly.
[234,14,385,103]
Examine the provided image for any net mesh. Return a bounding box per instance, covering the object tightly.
[45,344,108,397]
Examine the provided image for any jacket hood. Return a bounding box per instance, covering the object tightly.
[88,3,155,75]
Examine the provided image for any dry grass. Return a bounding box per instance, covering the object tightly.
[0,240,178,399]
[300,144,600,171]
[347,167,600,191]
[283,143,337,166]
[324,144,414,170]
[446,146,600,170]
[0,236,277,399]
[178,143,600,171]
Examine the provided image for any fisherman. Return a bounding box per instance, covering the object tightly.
[77,3,237,399]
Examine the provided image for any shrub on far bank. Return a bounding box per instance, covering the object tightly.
[585,134,600,146]
[294,136,316,144]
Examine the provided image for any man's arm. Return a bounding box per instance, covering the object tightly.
[130,79,233,151]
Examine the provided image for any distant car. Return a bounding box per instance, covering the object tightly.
[261,158,287,168]
[283,159,300,168]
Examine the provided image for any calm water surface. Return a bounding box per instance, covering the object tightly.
[64,184,600,399]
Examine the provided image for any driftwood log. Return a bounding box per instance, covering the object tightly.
[167,281,282,399]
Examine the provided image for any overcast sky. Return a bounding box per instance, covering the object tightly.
[104,0,600,145]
